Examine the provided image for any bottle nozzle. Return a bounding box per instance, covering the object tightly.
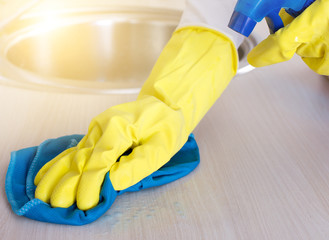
[228,11,257,37]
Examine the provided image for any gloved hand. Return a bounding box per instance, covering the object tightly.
[248,0,329,76]
[34,0,241,211]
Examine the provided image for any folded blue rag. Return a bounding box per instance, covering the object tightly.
[5,134,199,225]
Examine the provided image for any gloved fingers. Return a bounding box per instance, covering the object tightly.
[76,167,110,210]
[34,149,77,203]
[34,123,102,206]
[247,32,298,67]
[248,0,326,67]
[46,146,95,208]
[50,171,82,208]
[34,147,76,185]
[74,139,133,210]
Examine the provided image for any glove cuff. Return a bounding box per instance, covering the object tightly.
[178,0,245,49]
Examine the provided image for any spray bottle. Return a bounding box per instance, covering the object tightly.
[228,0,316,37]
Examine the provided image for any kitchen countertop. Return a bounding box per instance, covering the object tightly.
[1,6,329,240]
[1,52,329,240]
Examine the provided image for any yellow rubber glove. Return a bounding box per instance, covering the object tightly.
[34,26,238,210]
[248,0,329,76]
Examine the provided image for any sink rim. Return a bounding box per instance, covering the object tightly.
[0,6,259,94]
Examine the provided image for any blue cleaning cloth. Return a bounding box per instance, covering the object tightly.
[5,134,199,225]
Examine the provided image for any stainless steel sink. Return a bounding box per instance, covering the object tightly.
[0,7,258,94]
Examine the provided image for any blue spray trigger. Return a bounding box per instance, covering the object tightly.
[285,0,315,18]
[229,0,316,37]
[265,8,284,34]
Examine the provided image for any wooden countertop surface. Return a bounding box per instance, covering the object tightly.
[0,19,329,240]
